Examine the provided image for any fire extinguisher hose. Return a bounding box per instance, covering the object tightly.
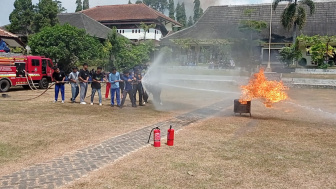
[147,127,160,143]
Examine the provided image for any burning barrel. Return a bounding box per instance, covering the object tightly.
[234,99,251,117]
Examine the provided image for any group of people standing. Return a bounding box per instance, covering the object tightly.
[52,63,148,108]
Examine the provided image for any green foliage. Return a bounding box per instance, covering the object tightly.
[168,0,175,20]
[193,0,203,23]
[135,0,143,4]
[8,0,65,35]
[297,35,336,68]
[176,2,187,29]
[33,0,60,33]
[76,0,83,12]
[140,22,156,40]
[7,0,35,35]
[10,47,26,54]
[83,0,89,10]
[278,45,302,66]
[107,28,155,71]
[159,46,173,63]
[28,24,104,71]
[237,8,267,66]
[187,16,194,27]
[143,0,168,13]
[128,0,132,4]
[273,0,315,40]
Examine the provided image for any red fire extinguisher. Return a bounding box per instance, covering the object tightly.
[167,125,174,146]
[148,127,161,147]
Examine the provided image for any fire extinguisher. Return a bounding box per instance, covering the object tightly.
[167,125,174,146]
[147,127,161,147]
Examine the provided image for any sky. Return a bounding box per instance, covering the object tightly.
[1,0,328,27]
[0,0,275,26]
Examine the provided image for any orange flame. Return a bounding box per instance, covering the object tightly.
[240,69,288,107]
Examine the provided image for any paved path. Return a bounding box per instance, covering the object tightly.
[0,99,232,189]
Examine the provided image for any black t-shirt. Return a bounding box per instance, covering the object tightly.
[52,71,65,85]
[91,72,104,89]
[79,69,90,81]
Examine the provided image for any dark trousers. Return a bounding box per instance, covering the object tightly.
[120,89,136,107]
[55,84,65,101]
[133,83,143,105]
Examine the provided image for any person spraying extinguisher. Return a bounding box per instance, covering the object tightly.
[167,125,174,146]
[148,127,161,147]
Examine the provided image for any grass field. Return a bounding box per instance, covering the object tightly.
[64,88,336,189]
[1,78,336,188]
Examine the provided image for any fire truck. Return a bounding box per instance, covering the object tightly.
[0,54,54,92]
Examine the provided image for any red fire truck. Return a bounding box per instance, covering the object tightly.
[0,55,54,92]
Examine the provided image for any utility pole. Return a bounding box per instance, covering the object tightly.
[266,3,273,72]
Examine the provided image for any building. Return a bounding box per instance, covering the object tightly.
[161,1,336,66]
[80,3,182,41]
[58,12,112,40]
[0,28,24,48]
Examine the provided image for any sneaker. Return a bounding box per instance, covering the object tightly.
[70,98,72,101]
[91,103,93,105]
[61,100,64,103]
[111,104,114,107]
[99,103,102,106]
[53,100,57,103]
[80,102,86,105]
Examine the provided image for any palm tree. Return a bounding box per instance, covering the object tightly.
[273,0,315,43]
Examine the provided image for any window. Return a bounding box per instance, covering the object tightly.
[138,29,140,33]
[148,30,150,33]
[135,30,137,33]
[132,30,134,33]
[123,30,125,33]
[47,60,53,68]
[32,59,40,66]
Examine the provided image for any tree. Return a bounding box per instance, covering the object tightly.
[143,0,168,13]
[75,0,82,12]
[135,0,142,4]
[28,24,104,71]
[7,0,35,35]
[176,2,187,28]
[238,9,267,66]
[273,0,315,42]
[33,0,60,33]
[55,0,66,12]
[140,22,156,40]
[128,0,132,4]
[187,16,193,27]
[83,0,89,10]
[193,0,203,23]
[168,0,175,20]
[107,28,155,70]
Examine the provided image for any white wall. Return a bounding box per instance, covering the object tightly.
[116,28,162,41]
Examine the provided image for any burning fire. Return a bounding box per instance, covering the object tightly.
[240,69,288,107]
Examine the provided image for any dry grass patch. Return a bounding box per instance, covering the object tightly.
[65,90,336,189]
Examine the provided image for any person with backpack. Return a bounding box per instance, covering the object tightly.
[69,67,79,103]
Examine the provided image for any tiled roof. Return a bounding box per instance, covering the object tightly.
[0,28,18,38]
[58,13,112,39]
[162,1,336,44]
[81,3,182,26]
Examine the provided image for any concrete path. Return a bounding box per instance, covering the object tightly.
[0,99,232,189]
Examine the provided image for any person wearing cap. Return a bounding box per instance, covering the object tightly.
[69,67,79,103]
[52,67,66,103]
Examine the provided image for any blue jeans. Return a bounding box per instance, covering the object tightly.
[110,87,120,105]
[71,83,79,102]
[91,88,102,104]
[55,84,65,101]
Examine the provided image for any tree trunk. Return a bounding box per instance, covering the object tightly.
[292,23,297,43]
